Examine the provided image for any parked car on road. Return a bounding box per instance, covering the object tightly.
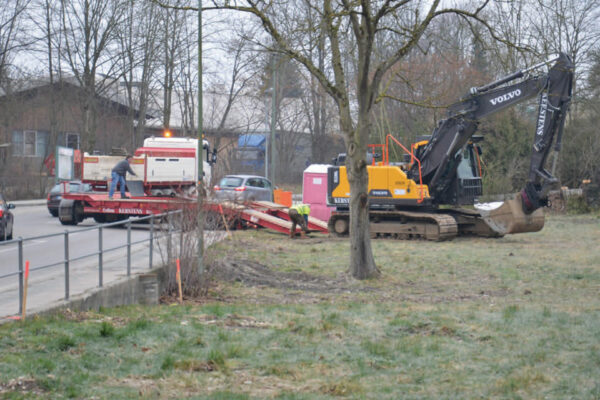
[47,181,92,217]
[0,193,15,241]
[213,175,273,202]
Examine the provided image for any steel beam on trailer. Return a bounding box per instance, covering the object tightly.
[267,209,328,233]
[247,201,329,233]
[212,200,330,234]
[208,201,292,234]
[240,209,293,234]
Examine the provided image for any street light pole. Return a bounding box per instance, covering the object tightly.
[264,93,269,178]
[197,0,204,277]
[270,53,277,185]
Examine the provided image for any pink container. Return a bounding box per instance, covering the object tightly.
[302,164,334,222]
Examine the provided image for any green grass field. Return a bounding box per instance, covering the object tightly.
[1,214,599,399]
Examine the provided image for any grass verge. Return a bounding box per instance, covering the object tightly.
[1,214,599,399]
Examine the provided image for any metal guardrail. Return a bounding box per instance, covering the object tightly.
[0,210,183,316]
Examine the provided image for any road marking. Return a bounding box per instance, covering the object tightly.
[0,239,47,253]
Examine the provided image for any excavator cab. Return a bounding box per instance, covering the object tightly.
[411,136,484,206]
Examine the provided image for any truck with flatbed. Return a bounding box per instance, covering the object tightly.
[58,137,217,225]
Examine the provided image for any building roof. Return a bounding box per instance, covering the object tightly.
[0,78,149,119]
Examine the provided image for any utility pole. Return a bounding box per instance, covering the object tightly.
[197,0,204,276]
[270,53,278,185]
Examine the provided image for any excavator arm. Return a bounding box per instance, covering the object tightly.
[410,53,574,214]
[522,54,574,211]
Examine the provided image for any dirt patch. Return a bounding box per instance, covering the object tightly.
[205,255,510,306]
[195,313,279,329]
[57,309,100,322]
[0,377,47,395]
[212,256,366,293]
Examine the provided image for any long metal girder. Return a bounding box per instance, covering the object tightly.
[247,201,329,233]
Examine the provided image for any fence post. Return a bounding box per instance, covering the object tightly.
[18,237,23,315]
[99,225,103,287]
[127,219,131,277]
[64,230,69,300]
[167,213,172,264]
[179,211,184,260]
[149,215,154,269]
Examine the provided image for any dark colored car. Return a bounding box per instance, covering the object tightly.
[47,181,92,217]
[0,193,15,241]
[213,175,273,202]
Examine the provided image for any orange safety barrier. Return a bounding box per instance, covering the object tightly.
[273,189,292,207]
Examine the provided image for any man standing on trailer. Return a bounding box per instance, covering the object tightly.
[289,203,310,239]
[108,155,136,199]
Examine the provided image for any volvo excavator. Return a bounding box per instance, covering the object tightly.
[327,53,574,240]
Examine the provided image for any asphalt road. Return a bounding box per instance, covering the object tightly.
[0,204,186,318]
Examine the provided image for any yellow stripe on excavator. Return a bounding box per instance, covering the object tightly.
[412,140,429,150]
[331,165,430,202]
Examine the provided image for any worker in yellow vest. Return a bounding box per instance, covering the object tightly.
[289,203,310,238]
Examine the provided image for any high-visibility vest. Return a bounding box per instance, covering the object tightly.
[291,204,310,216]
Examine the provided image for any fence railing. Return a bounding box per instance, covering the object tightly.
[0,210,183,317]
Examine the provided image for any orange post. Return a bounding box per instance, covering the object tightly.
[218,204,232,238]
[273,189,282,204]
[22,261,30,320]
[176,259,183,304]
[274,189,292,207]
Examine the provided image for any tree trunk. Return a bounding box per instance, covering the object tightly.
[348,159,379,279]
[342,111,380,279]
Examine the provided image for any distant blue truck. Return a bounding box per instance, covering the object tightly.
[235,134,266,174]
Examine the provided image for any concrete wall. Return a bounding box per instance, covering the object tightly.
[35,266,167,317]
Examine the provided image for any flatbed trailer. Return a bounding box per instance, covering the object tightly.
[58,193,330,237]
[58,192,196,225]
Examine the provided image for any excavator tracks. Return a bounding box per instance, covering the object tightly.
[328,210,458,241]
[327,202,543,241]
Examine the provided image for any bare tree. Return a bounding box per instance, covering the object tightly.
[116,0,161,149]
[196,0,502,279]
[59,0,126,151]
[0,0,30,88]
[0,0,30,150]
[203,24,265,180]
[528,0,600,116]
[0,0,32,195]
[156,1,192,131]
[175,18,198,137]
[32,0,63,192]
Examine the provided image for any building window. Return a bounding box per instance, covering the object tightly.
[65,132,80,149]
[11,131,23,155]
[12,130,49,157]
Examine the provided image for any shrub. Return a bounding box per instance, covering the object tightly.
[566,195,590,214]
[99,321,115,337]
[55,335,76,351]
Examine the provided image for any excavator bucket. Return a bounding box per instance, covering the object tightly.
[477,193,545,235]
